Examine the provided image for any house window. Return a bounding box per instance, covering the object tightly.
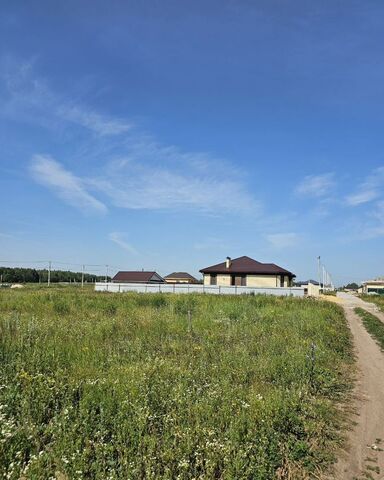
[210,274,217,285]
[280,275,285,287]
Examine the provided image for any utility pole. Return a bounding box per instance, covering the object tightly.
[105,264,109,283]
[48,260,52,287]
[317,256,321,291]
[322,265,326,292]
[81,264,85,288]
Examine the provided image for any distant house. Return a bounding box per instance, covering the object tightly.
[200,256,295,288]
[164,272,198,284]
[111,271,164,283]
[361,278,384,295]
[295,280,320,296]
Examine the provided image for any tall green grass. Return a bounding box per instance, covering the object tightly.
[354,307,384,350]
[360,294,384,313]
[0,288,353,479]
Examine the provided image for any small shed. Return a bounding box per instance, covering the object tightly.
[295,280,320,296]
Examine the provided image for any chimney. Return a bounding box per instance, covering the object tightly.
[226,256,231,269]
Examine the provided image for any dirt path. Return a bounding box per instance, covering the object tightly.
[334,292,384,479]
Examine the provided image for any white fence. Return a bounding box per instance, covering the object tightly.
[95,282,305,297]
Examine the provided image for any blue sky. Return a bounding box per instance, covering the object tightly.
[1,0,384,284]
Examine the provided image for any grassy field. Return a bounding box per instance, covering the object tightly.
[0,288,353,479]
[360,294,384,312]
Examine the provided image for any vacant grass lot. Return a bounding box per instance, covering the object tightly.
[360,294,384,312]
[0,288,353,479]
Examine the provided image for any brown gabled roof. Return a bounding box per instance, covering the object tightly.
[112,271,164,283]
[164,272,198,281]
[200,256,295,277]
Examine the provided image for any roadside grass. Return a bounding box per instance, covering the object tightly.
[360,295,384,313]
[354,307,384,351]
[0,288,354,479]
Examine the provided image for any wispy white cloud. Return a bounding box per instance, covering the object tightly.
[29,138,257,215]
[30,155,108,214]
[30,146,257,215]
[295,173,335,198]
[266,232,300,248]
[6,57,258,216]
[1,58,132,136]
[84,136,259,214]
[345,167,384,206]
[58,105,132,136]
[372,200,384,222]
[363,201,384,238]
[363,226,384,239]
[90,161,255,214]
[345,190,378,206]
[340,200,384,241]
[108,232,138,254]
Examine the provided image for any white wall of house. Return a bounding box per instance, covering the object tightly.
[203,274,229,286]
[247,275,278,287]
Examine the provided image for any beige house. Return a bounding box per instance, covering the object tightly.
[200,256,295,288]
[164,272,198,284]
[361,279,384,295]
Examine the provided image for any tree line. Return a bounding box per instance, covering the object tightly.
[0,267,109,284]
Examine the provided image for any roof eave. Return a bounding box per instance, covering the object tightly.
[200,270,295,277]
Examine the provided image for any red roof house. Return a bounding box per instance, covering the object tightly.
[200,256,295,288]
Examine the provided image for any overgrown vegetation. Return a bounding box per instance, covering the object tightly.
[0,288,353,479]
[355,307,384,350]
[360,295,384,313]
